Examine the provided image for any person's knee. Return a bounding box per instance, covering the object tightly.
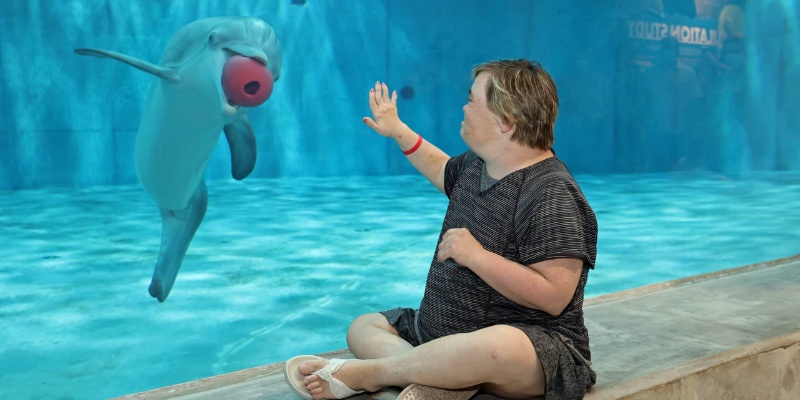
[475,325,538,366]
[350,313,391,330]
[346,313,394,342]
[472,326,544,396]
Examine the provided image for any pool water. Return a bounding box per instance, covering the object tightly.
[1,172,798,399]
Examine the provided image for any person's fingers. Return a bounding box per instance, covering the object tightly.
[362,117,378,130]
[381,82,390,102]
[391,90,398,104]
[437,237,450,262]
[437,248,447,262]
[443,228,458,240]
[368,88,378,112]
[374,81,383,104]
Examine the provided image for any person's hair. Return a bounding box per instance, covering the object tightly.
[471,59,558,149]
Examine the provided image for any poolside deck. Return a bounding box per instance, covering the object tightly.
[115,255,800,400]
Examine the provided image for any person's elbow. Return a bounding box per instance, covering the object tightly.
[433,158,448,194]
[541,295,573,316]
[518,294,571,316]
[527,287,575,316]
[527,259,584,316]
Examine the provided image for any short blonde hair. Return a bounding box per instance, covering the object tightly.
[471,59,558,149]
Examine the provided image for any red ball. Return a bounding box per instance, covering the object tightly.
[221,55,274,108]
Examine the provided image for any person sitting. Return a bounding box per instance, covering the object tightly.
[285,59,598,400]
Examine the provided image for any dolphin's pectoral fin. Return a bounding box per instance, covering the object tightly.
[223,115,257,180]
[74,48,180,83]
[148,181,208,302]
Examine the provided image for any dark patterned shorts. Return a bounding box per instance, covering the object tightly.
[380,307,596,400]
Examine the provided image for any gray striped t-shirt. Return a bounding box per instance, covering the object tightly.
[417,150,598,360]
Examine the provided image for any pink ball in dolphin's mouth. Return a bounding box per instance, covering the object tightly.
[221,55,274,107]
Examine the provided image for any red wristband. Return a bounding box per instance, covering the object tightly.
[402,135,423,155]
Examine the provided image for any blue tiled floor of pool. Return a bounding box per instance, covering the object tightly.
[1,172,798,399]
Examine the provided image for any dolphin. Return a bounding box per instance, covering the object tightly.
[75,17,281,302]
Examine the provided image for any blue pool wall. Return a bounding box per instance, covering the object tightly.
[0,0,798,191]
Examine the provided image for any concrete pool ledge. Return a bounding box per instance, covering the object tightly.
[115,255,800,400]
[583,332,800,400]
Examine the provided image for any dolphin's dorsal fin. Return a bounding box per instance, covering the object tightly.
[74,48,180,83]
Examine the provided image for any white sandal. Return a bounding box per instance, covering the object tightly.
[284,355,365,399]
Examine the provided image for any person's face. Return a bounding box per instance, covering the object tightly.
[461,73,502,148]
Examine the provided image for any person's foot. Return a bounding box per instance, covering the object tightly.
[299,358,377,399]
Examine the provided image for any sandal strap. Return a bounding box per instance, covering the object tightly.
[313,358,365,399]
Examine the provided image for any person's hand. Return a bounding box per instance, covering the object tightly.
[437,228,485,267]
[362,82,406,138]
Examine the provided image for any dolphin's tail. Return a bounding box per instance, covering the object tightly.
[149,181,208,302]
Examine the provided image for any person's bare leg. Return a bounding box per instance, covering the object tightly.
[301,324,544,400]
[346,313,413,359]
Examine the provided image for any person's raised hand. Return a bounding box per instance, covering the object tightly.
[362,82,406,138]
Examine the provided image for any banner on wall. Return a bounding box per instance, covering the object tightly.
[622,0,745,67]
[626,16,718,46]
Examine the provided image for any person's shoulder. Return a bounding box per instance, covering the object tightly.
[527,157,573,181]
[460,150,481,164]
[445,150,483,197]
[448,150,482,171]
[521,158,584,195]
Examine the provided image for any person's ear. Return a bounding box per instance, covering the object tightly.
[499,119,515,134]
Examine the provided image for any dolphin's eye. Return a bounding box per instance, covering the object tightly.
[208,32,216,44]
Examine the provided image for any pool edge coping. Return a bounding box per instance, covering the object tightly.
[585,254,800,307]
[584,331,800,399]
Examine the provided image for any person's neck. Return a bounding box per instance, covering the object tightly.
[483,146,553,180]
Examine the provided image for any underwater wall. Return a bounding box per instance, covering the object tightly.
[0,0,798,191]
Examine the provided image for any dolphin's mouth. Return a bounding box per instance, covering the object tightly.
[225,97,240,109]
[245,55,268,66]
[224,47,267,63]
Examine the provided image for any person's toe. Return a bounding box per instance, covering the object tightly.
[306,380,321,391]
[299,359,329,375]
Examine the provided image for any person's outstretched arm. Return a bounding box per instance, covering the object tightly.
[362,82,449,194]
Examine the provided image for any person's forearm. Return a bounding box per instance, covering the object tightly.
[393,124,449,194]
[466,251,572,316]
